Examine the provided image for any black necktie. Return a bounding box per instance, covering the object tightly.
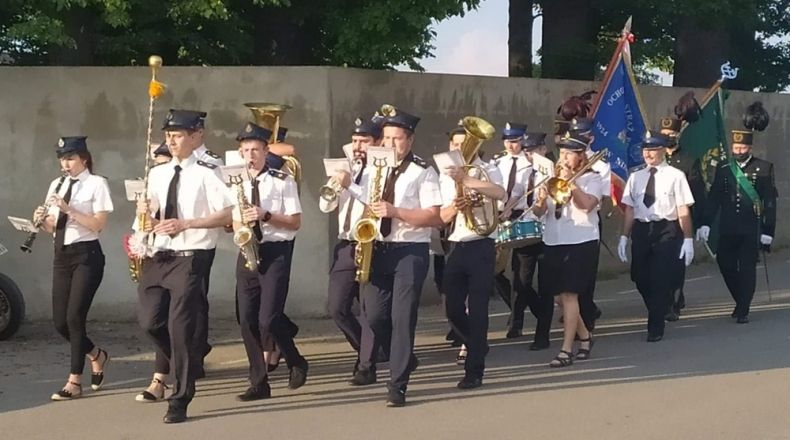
[379,157,410,238]
[54,178,78,249]
[643,167,657,208]
[506,157,518,197]
[343,167,364,234]
[164,165,181,219]
[251,173,263,241]
[526,169,535,207]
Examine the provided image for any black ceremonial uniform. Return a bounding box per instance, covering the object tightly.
[703,156,777,320]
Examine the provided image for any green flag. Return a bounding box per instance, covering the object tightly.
[678,86,730,255]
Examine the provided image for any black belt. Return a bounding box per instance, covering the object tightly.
[374,241,419,250]
[154,249,204,259]
[57,239,100,252]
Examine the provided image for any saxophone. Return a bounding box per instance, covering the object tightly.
[231,175,260,271]
[353,158,386,284]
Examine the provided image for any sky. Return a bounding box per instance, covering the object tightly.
[397,0,676,84]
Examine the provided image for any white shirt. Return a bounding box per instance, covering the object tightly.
[542,172,603,246]
[232,168,301,242]
[588,149,612,198]
[136,155,234,252]
[439,158,504,242]
[45,170,113,245]
[358,153,443,243]
[621,162,694,222]
[491,152,531,210]
[194,144,224,167]
[319,161,368,241]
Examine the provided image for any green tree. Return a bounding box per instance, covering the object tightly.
[0,0,480,69]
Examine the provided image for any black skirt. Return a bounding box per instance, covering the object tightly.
[538,240,599,296]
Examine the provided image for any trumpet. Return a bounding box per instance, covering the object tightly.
[21,172,67,253]
[319,159,363,203]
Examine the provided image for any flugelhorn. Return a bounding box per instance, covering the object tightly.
[319,159,362,203]
[21,172,67,253]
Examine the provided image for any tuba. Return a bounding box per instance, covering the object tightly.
[456,116,499,236]
[230,173,260,271]
[353,157,386,284]
[244,102,302,190]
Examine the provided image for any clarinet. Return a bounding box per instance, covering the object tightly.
[21,172,67,253]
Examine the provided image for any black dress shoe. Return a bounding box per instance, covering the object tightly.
[457,376,483,390]
[445,329,457,341]
[163,401,188,424]
[529,340,550,351]
[236,384,272,402]
[348,368,377,386]
[731,308,738,318]
[386,388,406,407]
[736,315,749,324]
[665,311,679,322]
[288,358,309,390]
[450,339,463,347]
[646,334,663,342]
[505,329,523,339]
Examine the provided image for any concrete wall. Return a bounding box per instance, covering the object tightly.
[1,66,788,320]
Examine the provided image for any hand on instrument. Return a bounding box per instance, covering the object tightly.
[696,225,710,242]
[536,186,548,204]
[49,195,69,213]
[242,206,261,224]
[371,201,397,218]
[617,235,629,263]
[760,234,773,246]
[559,164,574,180]
[443,166,464,183]
[334,170,351,189]
[136,198,153,216]
[453,196,470,211]
[33,206,48,224]
[153,218,187,236]
[679,238,694,266]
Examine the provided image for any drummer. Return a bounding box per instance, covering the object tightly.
[490,123,530,340]
[511,132,554,351]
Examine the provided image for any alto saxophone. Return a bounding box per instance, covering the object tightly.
[353,158,386,284]
[231,175,261,271]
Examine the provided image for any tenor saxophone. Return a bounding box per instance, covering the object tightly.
[232,176,260,271]
[352,158,385,284]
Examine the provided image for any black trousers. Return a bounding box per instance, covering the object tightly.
[671,264,687,313]
[361,242,428,391]
[197,247,215,356]
[52,240,105,375]
[630,220,683,337]
[236,241,296,387]
[444,239,495,378]
[510,243,553,342]
[138,250,212,402]
[716,233,759,318]
[328,240,377,366]
[433,254,445,293]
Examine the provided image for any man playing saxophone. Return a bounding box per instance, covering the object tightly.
[232,122,306,401]
[319,116,387,384]
[358,106,443,407]
[438,118,506,389]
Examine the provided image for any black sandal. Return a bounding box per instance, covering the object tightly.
[89,348,110,391]
[51,380,82,401]
[576,335,594,361]
[549,350,574,368]
[135,377,168,403]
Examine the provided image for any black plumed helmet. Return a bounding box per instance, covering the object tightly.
[557,90,596,121]
[743,101,770,132]
[674,91,701,123]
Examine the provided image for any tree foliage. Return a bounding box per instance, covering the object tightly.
[0,0,479,69]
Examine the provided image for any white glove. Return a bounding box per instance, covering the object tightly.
[679,238,694,267]
[617,235,629,263]
[696,226,710,242]
[760,234,773,246]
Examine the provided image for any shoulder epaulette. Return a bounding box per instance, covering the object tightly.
[492,151,506,161]
[268,168,288,179]
[411,154,429,169]
[197,160,217,169]
[206,149,221,159]
[150,162,168,169]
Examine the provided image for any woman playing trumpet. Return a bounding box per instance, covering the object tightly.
[34,136,113,400]
[531,133,602,368]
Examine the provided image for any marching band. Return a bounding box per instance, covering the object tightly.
[20,83,779,421]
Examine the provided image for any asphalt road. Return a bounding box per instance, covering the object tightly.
[2,250,790,439]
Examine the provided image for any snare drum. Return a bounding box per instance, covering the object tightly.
[495,220,543,249]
